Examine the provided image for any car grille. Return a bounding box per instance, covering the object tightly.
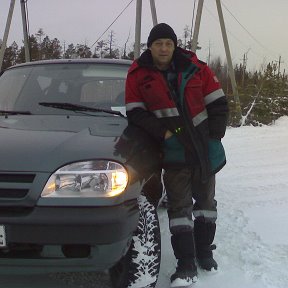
[0,173,36,199]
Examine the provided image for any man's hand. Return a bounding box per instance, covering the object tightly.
[164,130,173,139]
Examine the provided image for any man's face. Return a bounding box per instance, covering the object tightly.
[149,39,175,69]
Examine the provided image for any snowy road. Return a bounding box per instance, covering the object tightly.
[1,117,288,288]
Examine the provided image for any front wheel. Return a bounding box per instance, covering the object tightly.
[109,195,161,288]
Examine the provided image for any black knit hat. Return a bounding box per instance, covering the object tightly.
[147,23,177,47]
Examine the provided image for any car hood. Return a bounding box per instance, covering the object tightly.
[0,115,128,172]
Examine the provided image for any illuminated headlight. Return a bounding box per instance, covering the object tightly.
[41,160,128,198]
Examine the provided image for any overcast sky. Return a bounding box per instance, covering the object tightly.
[0,0,287,72]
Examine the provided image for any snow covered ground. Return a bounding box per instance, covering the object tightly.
[1,116,288,288]
[157,116,288,288]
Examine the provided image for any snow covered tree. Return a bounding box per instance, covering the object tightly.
[1,41,18,69]
[75,44,92,58]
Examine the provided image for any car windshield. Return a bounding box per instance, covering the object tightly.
[0,62,128,115]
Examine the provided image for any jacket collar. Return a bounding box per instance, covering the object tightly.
[131,47,200,73]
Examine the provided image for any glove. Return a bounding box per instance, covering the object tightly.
[163,134,185,163]
[208,139,226,173]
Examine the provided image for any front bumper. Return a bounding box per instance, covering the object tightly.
[0,200,138,245]
[0,239,132,274]
[0,200,139,273]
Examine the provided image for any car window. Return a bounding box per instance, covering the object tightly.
[0,63,129,115]
[0,67,32,111]
[80,79,125,106]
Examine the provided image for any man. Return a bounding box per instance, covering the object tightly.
[125,23,228,287]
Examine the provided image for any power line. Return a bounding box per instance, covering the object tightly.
[204,4,247,48]
[203,2,278,64]
[90,0,135,49]
[221,0,279,56]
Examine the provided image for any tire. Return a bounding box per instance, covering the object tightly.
[109,195,161,288]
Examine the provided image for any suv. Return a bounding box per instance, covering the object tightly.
[0,59,162,288]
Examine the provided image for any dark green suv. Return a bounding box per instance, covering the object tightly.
[0,59,162,288]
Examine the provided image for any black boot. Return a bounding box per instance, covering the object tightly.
[170,231,198,287]
[194,219,218,271]
[170,259,197,287]
[196,244,218,271]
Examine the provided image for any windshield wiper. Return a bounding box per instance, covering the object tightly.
[39,102,126,118]
[0,110,32,115]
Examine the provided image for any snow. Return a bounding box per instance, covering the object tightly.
[170,276,197,287]
[1,116,288,288]
[157,116,288,288]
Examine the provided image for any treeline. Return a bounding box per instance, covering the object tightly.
[0,28,134,68]
[1,28,287,126]
[208,57,288,126]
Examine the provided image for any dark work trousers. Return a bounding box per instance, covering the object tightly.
[142,172,163,207]
[163,167,217,261]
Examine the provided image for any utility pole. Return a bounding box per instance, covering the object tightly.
[20,0,31,62]
[191,0,204,53]
[63,41,66,58]
[150,0,158,26]
[0,0,16,71]
[215,0,242,120]
[134,0,142,59]
[207,40,211,66]
[134,0,158,59]
[241,53,247,88]
[241,49,250,87]
[191,0,242,122]
[190,0,197,46]
[277,55,283,78]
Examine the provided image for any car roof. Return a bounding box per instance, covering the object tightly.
[5,58,133,70]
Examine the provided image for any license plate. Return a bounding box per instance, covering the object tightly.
[0,225,7,248]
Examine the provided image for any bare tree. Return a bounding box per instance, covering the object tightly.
[36,28,45,59]
[183,25,190,49]
[106,30,117,58]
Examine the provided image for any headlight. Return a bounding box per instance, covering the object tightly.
[41,160,128,198]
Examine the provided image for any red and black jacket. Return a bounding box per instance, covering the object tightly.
[125,47,228,181]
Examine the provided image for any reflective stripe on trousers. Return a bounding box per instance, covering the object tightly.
[193,209,217,223]
[163,167,217,233]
